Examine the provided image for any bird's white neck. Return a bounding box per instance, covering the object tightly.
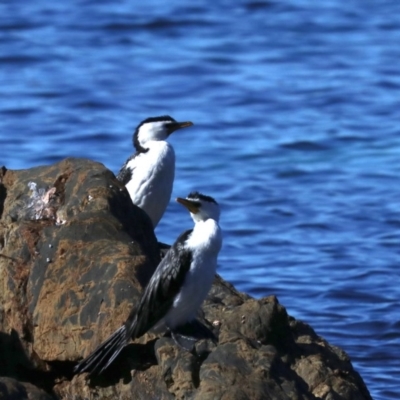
[187,218,222,256]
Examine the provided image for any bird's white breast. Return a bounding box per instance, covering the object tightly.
[125,141,175,227]
[164,219,222,329]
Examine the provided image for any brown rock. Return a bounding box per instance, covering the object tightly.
[0,377,55,400]
[0,158,372,400]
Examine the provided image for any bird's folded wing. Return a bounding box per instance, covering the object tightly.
[128,229,193,338]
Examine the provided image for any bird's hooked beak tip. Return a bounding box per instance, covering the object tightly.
[177,121,193,129]
[168,121,193,135]
[176,197,199,214]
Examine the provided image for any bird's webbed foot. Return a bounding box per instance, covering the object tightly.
[170,329,198,352]
[168,320,217,352]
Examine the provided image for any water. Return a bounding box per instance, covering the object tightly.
[1,1,399,398]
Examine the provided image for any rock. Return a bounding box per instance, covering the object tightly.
[0,158,372,400]
[0,376,55,400]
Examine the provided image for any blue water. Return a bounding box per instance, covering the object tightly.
[1,1,399,398]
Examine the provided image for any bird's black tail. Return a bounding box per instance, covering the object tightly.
[74,325,128,376]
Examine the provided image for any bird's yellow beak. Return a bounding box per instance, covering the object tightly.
[177,121,193,129]
[176,197,199,214]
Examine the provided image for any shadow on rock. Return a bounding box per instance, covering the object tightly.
[0,329,59,398]
[84,341,158,388]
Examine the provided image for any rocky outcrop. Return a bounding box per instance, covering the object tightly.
[0,158,372,400]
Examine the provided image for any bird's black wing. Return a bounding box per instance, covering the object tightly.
[74,229,192,375]
[74,229,193,376]
[126,228,193,338]
[116,154,136,185]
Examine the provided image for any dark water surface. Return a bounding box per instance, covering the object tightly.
[1,1,399,398]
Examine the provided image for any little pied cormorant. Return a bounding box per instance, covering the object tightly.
[116,116,193,228]
[74,191,222,376]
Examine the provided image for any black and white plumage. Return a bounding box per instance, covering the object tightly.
[117,116,193,228]
[74,192,222,376]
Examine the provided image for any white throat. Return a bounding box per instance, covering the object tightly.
[137,121,169,146]
[187,218,222,255]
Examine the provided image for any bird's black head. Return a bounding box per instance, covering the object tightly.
[186,191,218,206]
[176,191,220,222]
[133,115,193,152]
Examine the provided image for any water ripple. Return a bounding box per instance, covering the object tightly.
[1,1,400,398]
